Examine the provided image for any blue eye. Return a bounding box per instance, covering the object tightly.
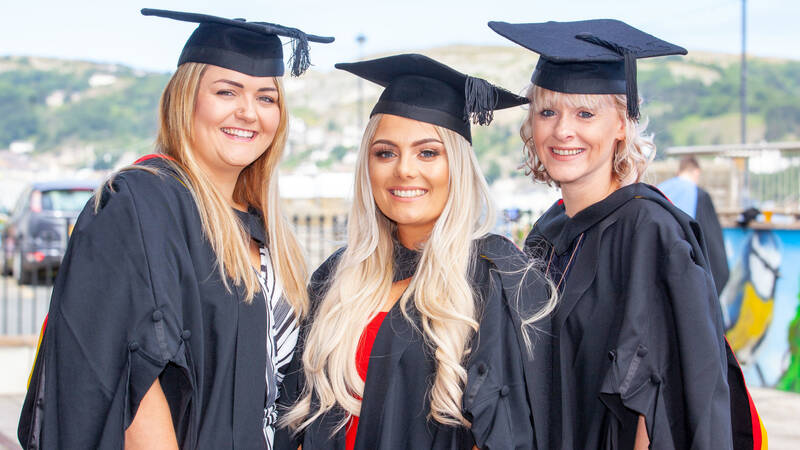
[578,110,594,119]
[258,95,276,104]
[539,109,555,117]
[419,149,439,159]
[216,90,234,96]
[373,149,396,159]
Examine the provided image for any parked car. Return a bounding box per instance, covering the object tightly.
[2,180,97,284]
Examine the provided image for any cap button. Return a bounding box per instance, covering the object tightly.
[128,341,140,352]
[636,346,648,357]
[181,329,192,340]
[500,385,510,397]
[607,350,616,361]
[152,310,163,322]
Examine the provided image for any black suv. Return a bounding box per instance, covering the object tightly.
[2,180,97,284]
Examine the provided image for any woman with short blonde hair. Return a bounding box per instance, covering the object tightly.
[491,18,761,449]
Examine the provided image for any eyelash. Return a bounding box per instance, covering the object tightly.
[419,149,440,158]
[538,109,594,119]
[372,148,440,159]
[373,148,396,158]
[215,90,276,104]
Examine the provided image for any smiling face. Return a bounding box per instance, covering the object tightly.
[191,65,281,180]
[531,88,625,193]
[368,114,450,244]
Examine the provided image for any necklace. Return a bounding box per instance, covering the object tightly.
[545,233,584,292]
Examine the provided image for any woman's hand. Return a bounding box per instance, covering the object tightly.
[125,378,179,450]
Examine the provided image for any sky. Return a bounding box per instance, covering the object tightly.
[1,0,799,73]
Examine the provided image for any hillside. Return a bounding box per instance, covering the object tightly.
[1,47,799,178]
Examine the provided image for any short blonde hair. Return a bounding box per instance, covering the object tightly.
[520,84,655,186]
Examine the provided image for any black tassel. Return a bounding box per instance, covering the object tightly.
[464,76,498,125]
[575,33,640,121]
[289,32,311,77]
[623,51,639,121]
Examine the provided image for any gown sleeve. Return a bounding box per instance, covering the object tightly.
[18,174,192,449]
[695,187,729,294]
[598,209,731,450]
[463,244,536,449]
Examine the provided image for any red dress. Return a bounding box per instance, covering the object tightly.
[345,312,388,450]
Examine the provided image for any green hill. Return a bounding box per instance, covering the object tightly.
[1,48,798,176]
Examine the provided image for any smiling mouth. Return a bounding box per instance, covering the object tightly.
[551,147,585,156]
[390,188,428,198]
[221,127,257,139]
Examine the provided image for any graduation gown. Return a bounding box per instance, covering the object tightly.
[524,183,758,449]
[276,234,547,449]
[695,186,730,294]
[18,157,270,449]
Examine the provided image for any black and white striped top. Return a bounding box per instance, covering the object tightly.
[257,245,299,449]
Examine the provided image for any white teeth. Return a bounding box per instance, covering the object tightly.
[391,189,427,198]
[221,128,255,138]
[552,148,584,156]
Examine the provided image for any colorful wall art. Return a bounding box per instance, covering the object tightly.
[722,228,800,392]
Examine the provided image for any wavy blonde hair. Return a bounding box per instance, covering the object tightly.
[284,113,498,433]
[520,84,656,187]
[98,62,308,314]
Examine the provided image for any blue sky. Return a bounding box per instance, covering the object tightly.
[2,0,799,72]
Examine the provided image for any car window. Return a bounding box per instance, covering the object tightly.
[40,189,94,212]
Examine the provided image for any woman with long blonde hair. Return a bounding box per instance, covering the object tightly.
[277,54,554,450]
[18,9,332,449]
[491,18,762,449]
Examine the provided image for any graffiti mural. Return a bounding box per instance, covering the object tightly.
[722,228,800,392]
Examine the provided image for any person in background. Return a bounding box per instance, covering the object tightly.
[277,54,555,450]
[491,18,765,449]
[659,155,730,294]
[18,9,332,449]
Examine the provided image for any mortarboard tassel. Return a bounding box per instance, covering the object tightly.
[575,32,640,121]
[464,76,499,125]
[623,51,640,121]
[289,32,311,77]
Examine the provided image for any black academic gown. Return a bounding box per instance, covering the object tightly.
[276,234,546,450]
[18,157,270,449]
[524,183,734,450]
[695,186,730,294]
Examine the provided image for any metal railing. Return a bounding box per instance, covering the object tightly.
[0,214,351,336]
[0,255,56,336]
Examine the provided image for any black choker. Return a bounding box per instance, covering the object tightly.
[392,240,421,282]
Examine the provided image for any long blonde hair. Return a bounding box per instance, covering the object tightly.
[284,113,496,433]
[520,84,656,187]
[99,62,308,314]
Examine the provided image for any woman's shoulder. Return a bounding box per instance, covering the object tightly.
[614,184,691,235]
[609,184,706,260]
[111,157,190,200]
[475,234,525,263]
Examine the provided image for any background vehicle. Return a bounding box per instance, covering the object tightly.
[1,180,97,284]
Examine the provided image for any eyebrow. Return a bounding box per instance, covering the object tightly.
[370,138,443,147]
[213,79,278,92]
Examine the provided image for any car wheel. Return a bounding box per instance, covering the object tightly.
[13,252,31,285]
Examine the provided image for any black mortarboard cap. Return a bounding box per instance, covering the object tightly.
[141,8,334,77]
[335,54,528,143]
[488,19,687,121]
